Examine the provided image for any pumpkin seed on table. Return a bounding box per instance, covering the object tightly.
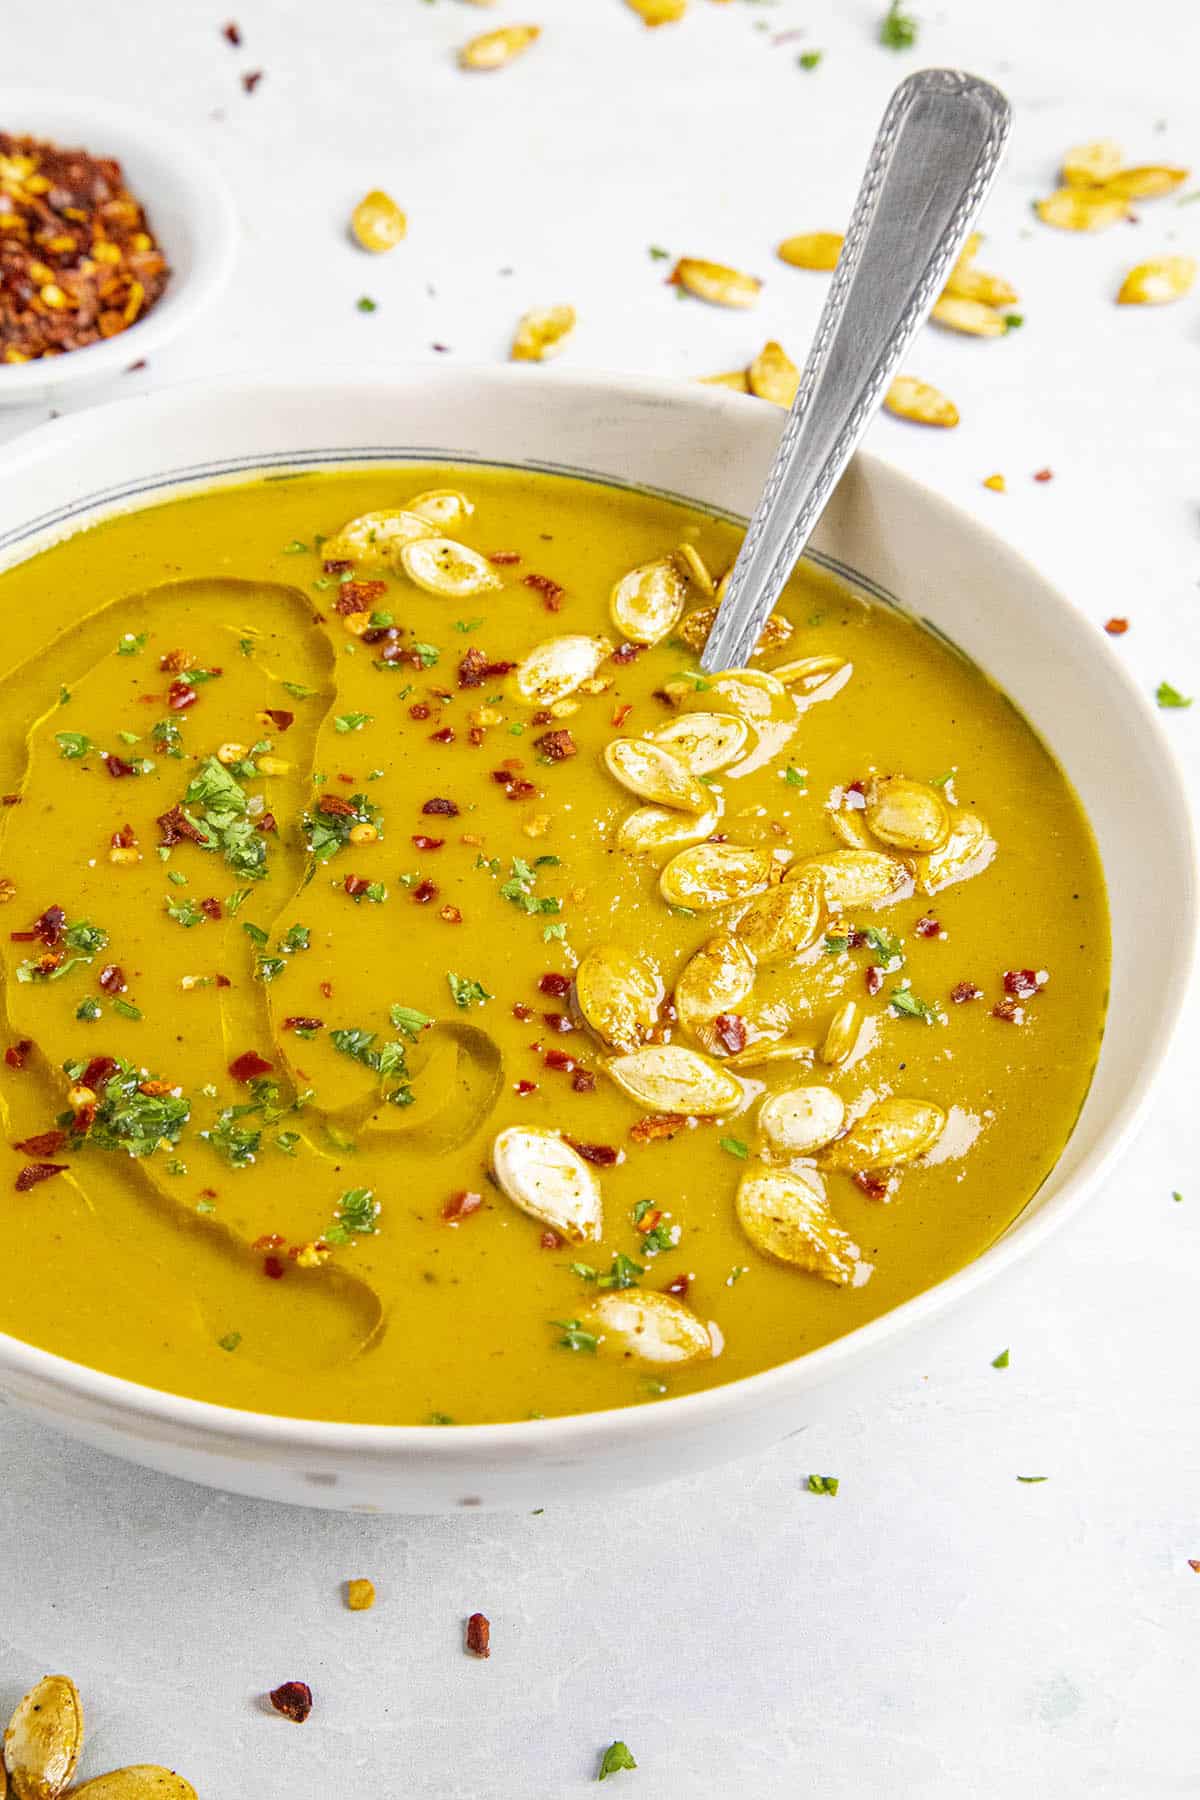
[68,1773,197,1799]
[606,1044,743,1116]
[669,258,762,308]
[510,305,576,362]
[863,776,950,853]
[616,799,720,859]
[747,340,800,407]
[736,868,825,964]
[603,738,708,812]
[776,232,843,271]
[884,376,959,428]
[1061,139,1124,188]
[819,999,861,1067]
[674,931,756,1051]
[490,1127,603,1242]
[350,189,406,253]
[788,849,913,911]
[1105,165,1189,199]
[322,508,436,569]
[583,1289,713,1365]
[1035,188,1130,232]
[574,943,663,1052]
[820,1096,947,1173]
[929,295,1010,337]
[626,0,688,22]
[677,605,793,658]
[698,369,751,393]
[758,1084,845,1156]
[735,1166,864,1285]
[913,808,995,894]
[512,634,612,707]
[458,24,540,69]
[3,1674,82,1800]
[1117,257,1196,305]
[941,262,1017,308]
[405,488,475,530]
[659,841,776,911]
[398,537,501,599]
[646,711,748,774]
[609,557,688,645]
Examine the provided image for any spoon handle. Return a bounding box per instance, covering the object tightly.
[700,68,1012,674]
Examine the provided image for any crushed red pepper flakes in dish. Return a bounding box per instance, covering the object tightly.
[1033,468,1054,482]
[15,1161,68,1190]
[268,1681,312,1722]
[566,1139,619,1167]
[229,1050,273,1083]
[4,1039,33,1070]
[465,1612,491,1658]
[1104,617,1129,636]
[13,1128,67,1156]
[951,981,983,1004]
[443,1189,483,1224]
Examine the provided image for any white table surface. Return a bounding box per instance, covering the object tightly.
[1,2,1198,1795]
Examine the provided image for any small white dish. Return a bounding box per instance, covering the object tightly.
[0,90,236,403]
[0,367,1193,1512]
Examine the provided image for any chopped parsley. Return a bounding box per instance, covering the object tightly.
[648,245,670,260]
[151,719,184,759]
[282,539,309,554]
[303,793,382,863]
[389,1003,433,1041]
[554,1319,599,1354]
[575,1252,644,1291]
[862,925,904,964]
[719,1136,749,1159]
[824,934,849,955]
[116,631,148,656]
[75,997,102,1022]
[167,897,206,929]
[326,1186,380,1244]
[806,1474,839,1496]
[781,765,807,788]
[499,856,562,918]
[17,917,108,983]
[1016,1475,1049,1483]
[202,1076,301,1167]
[889,985,941,1023]
[329,1026,413,1105]
[597,1742,637,1781]
[334,712,373,733]
[356,295,378,313]
[1004,312,1024,330]
[409,641,440,669]
[798,49,823,69]
[70,1058,189,1159]
[282,681,319,700]
[217,1332,242,1352]
[281,923,311,954]
[179,756,268,881]
[454,617,485,633]
[55,731,91,760]
[879,0,917,48]
[255,956,286,984]
[992,1348,1010,1369]
[1156,680,1193,709]
[448,972,491,1009]
[113,998,142,1021]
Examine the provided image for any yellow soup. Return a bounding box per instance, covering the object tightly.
[0,467,1108,1424]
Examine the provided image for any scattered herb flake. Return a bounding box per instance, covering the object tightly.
[719,1135,749,1159]
[992,1348,1010,1369]
[806,1474,839,1496]
[1156,680,1193,709]
[448,972,491,1009]
[597,1742,637,1782]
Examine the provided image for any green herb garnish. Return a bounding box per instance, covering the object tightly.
[879,0,917,49]
[326,1186,380,1244]
[554,1319,599,1354]
[597,1742,637,1781]
[807,1474,839,1496]
[1156,680,1193,709]
[55,732,92,760]
[992,1348,1010,1368]
[334,712,373,733]
[448,972,491,1009]
[719,1136,749,1159]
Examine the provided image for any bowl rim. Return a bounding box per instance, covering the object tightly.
[0,363,1194,1460]
[0,89,238,397]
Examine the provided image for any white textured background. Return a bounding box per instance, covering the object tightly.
[1,1,1198,1795]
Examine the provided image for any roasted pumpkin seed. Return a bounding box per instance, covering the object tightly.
[1104,165,1189,200]
[929,295,1009,337]
[609,557,688,645]
[735,1166,863,1284]
[67,1773,198,1800]
[322,508,436,569]
[625,0,688,21]
[659,841,776,910]
[863,776,950,853]
[819,999,861,1067]
[677,605,793,658]
[884,375,959,428]
[674,932,756,1050]
[646,711,748,774]
[747,339,800,407]
[606,1044,744,1115]
[458,24,540,69]
[490,1127,603,1242]
[827,803,875,852]
[672,542,715,596]
[789,848,912,910]
[1117,256,1196,305]
[698,369,751,392]
[771,654,849,696]
[913,807,995,894]
[350,189,407,253]
[735,868,825,963]
[584,1289,713,1364]
[776,232,842,271]
[670,258,762,308]
[820,1096,946,1172]
[574,944,663,1052]
[616,799,720,859]
[1061,139,1124,188]
[398,537,501,599]
[604,738,708,812]
[1035,187,1130,231]
[725,1038,813,1071]
[758,1084,845,1156]
[513,634,612,707]
[510,304,576,362]
[405,488,475,530]
[941,263,1018,308]
[3,1674,82,1800]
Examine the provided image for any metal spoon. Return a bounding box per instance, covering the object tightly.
[700,69,1012,675]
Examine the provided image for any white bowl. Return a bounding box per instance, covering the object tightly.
[0,368,1192,1512]
[0,91,236,402]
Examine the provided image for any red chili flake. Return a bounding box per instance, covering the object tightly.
[488,550,522,566]
[422,797,459,817]
[0,795,19,806]
[319,980,334,1000]
[335,579,386,615]
[439,904,463,924]
[409,703,433,724]
[1189,1560,1200,1574]
[636,1208,663,1235]
[13,1129,66,1156]
[538,972,571,997]
[411,879,439,904]
[80,1055,119,1092]
[457,647,517,689]
[853,1171,891,1200]
[542,1012,574,1033]
[222,21,241,46]
[263,708,294,732]
[523,572,565,609]
[262,1254,285,1279]
[343,874,370,898]
[713,1013,747,1055]
[242,69,264,93]
[215,974,232,989]
[1101,617,1129,638]
[281,1016,323,1033]
[411,835,445,852]
[571,1070,596,1094]
[511,1002,534,1022]
[662,1272,691,1299]
[530,710,553,728]
[318,793,357,818]
[506,779,537,801]
[539,1229,561,1249]
[15,1162,68,1191]
[156,805,206,846]
[864,965,884,997]
[268,1682,311,1722]
[138,1079,174,1097]
[98,963,126,994]
[534,729,576,761]
[104,754,136,778]
[611,643,641,665]
[4,1040,32,1071]
[159,649,195,673]
[465,1613,491,1658]
[199,897,223,922]
[991,999,1024,1024]
[951,981,983,1004]
[110,823,137,849]
[323,558,353,576]
[1003,968,1045,998]
[29,905,67,946]
[1033,468,1054,482]
[611,703,634,729]
[256,811,279,835]
[442,1190,483,1224]
[543,1048,576,1073]
[229,1050,273,1083]
[167,681,198,712]
[914,915,941,938]
[515,1078,538,1096]
[630,1114,687,1143]
[430,726,456,745]
[252,1233,285,1251]
[566,1140,618,1167]
[844,780,866,809]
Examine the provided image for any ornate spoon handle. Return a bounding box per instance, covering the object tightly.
[700,69,1011,674]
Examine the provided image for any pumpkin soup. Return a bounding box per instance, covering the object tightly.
[0,467,1108,1423]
